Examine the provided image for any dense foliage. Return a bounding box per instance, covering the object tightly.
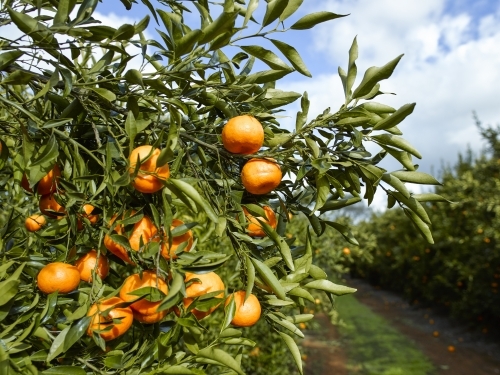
[352,120,500,325]
[0,0,437,374]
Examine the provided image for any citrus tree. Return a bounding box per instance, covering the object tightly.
[0,0,439,374]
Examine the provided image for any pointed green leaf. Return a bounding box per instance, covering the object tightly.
[303,279,356,296]
[291,11,347,30]
[270,39,311,77]
[390,171,441,185]
[373,103,416,131]
[250,258,287,300]
[403,208,434,244]
[262,0,290,27]
[277,331,303,374]
[240,45,291,71]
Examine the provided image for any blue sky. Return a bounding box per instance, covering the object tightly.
[92,0,500,209]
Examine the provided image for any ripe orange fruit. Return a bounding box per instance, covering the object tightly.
[74,250,109,282]
[342,247,351,256]
[133,309,168,324]
[221,115,264,154]
[120,270,168,315]
[225,291,261,327]
[37,262,80,294]
[160,219,194,260]
[87,297,133,341]
[242,206,277,237]
[129,145,170,193]
[183,272,225,319]
[21,164,61,195]
[104,212,157,264]
[447,345,455,353]
[433,331,439,337]
[39,194,66,218]
[25,214,46,232]
[241,158,282,195]
[77,204,99,230]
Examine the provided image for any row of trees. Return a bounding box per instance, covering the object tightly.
[351,119,500,325]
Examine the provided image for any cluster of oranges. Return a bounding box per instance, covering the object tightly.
[30,115,281,342]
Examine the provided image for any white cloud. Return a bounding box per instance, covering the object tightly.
[278,0,500,210]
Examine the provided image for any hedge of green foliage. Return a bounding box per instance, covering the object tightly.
[351,121,500,324]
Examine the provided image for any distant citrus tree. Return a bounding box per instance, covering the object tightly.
[0,0,439,374]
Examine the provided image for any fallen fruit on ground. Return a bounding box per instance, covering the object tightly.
[243,206,277,237]
[129,145,170,193]
[226,291,261,327]
[241,158,282,195]
[37,262,80,294]
[221,115,264,154]
[120,270,168,315]
[161,219,194,259]
[74,250,109,282]
[87,297,133,341]
[25,214,46,232]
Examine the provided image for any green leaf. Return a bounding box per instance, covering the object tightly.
[167,179,218,222]
[42,118,72,129]
[390,191,431,225]
[262,89,301,109]
[380,145,415,171]
[390,171,441,185]
[381,173,410,199]
[259,220,295,271]
[63,317,91,351]
[244,0,260,27]
[413,193,452,203]
[112,24,135,40]
[270,39,311,77]
[286,314,314,324]
[324,221,359,246]
[303,279,356,296]
[319,196,361,213]
[240,45,292,71]
[268,313,304,337]
[262,0,290,27]
[124,69,143,86]
[41,367,86,375]
[372,133,421,159]
[0,50,23,70]
[47,326,70,362]
[243,69,292,84]
[157,366,195,374]
[403,208,434,244]
[177,29,203,56]
[245,256,255,301]
[291,11,347,30]
[222,294,236,330]
[90,87,116,102]
[199,11,238,44]
[197,347,244,375]
[373,103,416,131]
[30,134,59,167]
[280,0,304,21]
[312,175,330,212]
[352,54,404,99]
[0,279,19,306]
[278,331,303,374]
[250,258,287,300]
[346,36,358,99]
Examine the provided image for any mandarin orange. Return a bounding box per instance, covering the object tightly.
[242,206,277,237]
[129,145,170,193]
[25,214,46,232]
[225,291,261,327]
[183,272,225,319]
[74,250,109,282]
[39,194,66,218]
[87,297,133,341]
[241,158,282,195]
[37,262,80,294]
[161,219,194,260]
[120,270,168,315]
[221,115,264,154]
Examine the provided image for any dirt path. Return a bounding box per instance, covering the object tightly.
[302,312,347,375]
[348,278,500,375]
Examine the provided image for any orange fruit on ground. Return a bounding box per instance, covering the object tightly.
[104,212,157,264]
[160,219,194,260]
[87,297,133,341]
[242,206,277,237]
[221,115,264,154]
[74,250,109,282]
[183,272,225,319]
[129,145,170,193]
[225,291,261,327]
[241,158,282,195]
[120,270,168,315]
[39,194,66,218]
[133,309,168,324]
[77,204,99,230]
[37,262,80,294]
[25,214,46,232]
[21,164,61,195]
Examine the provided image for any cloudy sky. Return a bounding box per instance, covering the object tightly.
[92,0,500,208]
